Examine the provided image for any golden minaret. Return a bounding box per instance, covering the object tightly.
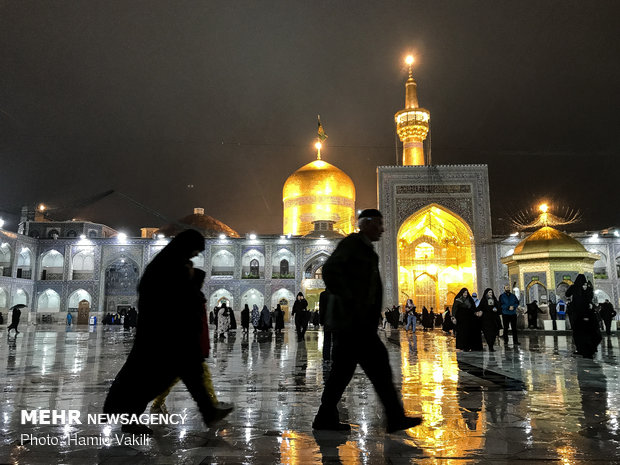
[394,56,430,166]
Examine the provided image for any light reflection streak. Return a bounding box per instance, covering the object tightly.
[399,331,486,457]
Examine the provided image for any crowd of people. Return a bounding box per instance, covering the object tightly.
[396,278,614,358]
[206,293,323,339]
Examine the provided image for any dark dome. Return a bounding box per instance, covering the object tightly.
[158,210,240,238]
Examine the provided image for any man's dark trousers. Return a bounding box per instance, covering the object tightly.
[322,330,333,361]
[317,330,404,423]
[502,314,518,343]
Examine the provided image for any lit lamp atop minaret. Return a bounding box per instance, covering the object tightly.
[394,55,430,166]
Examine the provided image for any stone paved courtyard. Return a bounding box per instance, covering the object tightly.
[1,324,619,464]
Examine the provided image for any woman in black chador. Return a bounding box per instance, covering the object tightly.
[452,288,482,351]
[259,305,272,331]
[526,300,543,329]
[421,307,433,330]
[291,292,309,338]
[240,304,250,334]
[566,274,601,358]
[103,229,230,433]
[442,307,454,334]
[274,304,285,333]
[478,288,502,351]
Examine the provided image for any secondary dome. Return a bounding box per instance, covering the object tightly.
[283,158,356,236]
[513,226,587,256]
[158,208,240,238]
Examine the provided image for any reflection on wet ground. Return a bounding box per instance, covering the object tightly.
[1,325,619,464]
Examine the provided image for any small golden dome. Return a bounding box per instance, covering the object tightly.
[283,159,356,236]
[513,226,587,255]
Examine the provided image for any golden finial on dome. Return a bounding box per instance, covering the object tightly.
[315,141,322,160]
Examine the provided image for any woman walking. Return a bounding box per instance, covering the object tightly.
[292,292,309,338]
[478,288,502,351]
[251,304,260,333]
[241,304,250,334]
[103,229,230,433]
[274,304,285,333]
[259,305,272,331]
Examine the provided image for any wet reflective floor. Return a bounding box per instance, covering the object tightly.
[1,325,619,464]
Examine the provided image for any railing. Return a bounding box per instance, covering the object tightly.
[272,273,295,279]
[41,271,63,280]
[72,271,94,280]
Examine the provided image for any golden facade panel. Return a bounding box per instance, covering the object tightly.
[397,205,475,311]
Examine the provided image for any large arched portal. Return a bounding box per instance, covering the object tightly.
[397,204,476,311]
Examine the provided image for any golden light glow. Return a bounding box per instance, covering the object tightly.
[405,55,414,66]
[539,203,549,213]
[38,204,46,211]
[398,205,475,310]
[283,159,356,236]
[314,141,322,150]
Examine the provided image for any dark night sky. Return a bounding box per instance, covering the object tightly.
[1,1,619,236]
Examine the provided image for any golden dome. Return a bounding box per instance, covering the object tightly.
[513,226,587,255]
[283,158,356,236]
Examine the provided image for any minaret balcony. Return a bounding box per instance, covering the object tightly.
[395,109,430,125]
[395,109,430,141]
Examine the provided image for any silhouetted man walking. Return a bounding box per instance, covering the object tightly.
[313,209,422,433]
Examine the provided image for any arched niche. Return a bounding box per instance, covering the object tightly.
[40,250,64,280]
[72,248,95,280]
[589,249,608,279]
[271,288,295,309]
[105,257,140,295]
[527,281,547,304]
[13,288,29,306]
[303,253,329,279]
[272,248,296,278]
[209,289,234,309]
[241,249,264,278]
[212,250,235,277]
[17,248,33,279]
[241,288,264,310]
[0,243,12,277]
[271,288,295,322]
[0,287,7,309]
[594,288,611,305]
[68,289,92,309]
[397,204,475,311]
[37,289,61,312]
[414,272,438,311]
